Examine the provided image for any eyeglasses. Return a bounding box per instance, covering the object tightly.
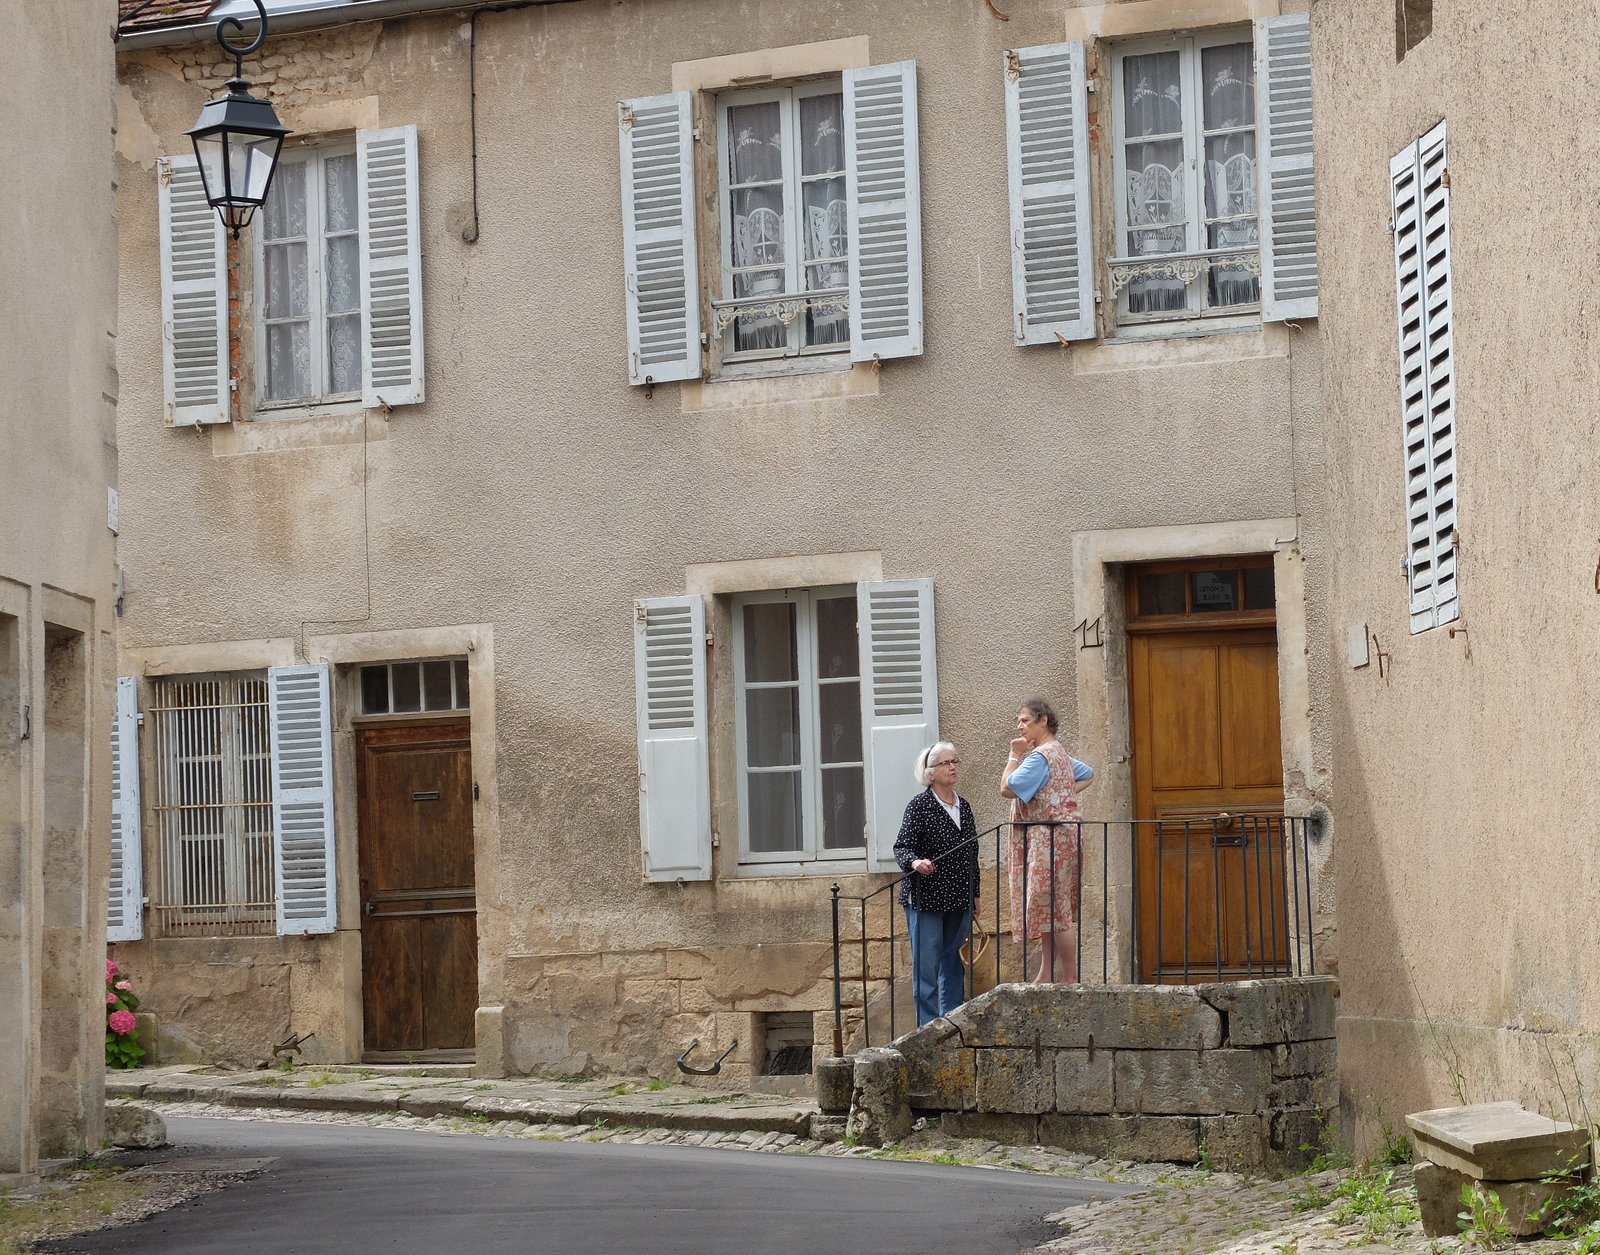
[930,758,959,768]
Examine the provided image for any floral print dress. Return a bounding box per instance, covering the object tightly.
[1007,740,1081,942]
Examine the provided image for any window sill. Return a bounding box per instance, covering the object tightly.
[251,398,366,423]
[682,360,879,413]
[1070,321,1291,375]
[212,407,388,457]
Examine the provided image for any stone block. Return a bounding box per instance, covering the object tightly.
[1199,1113,1272,1174]
[1197,976,1337,1046]
[1406,1101,1590,1180]
[473,1006,505,1079]
[133,1013,159,1065]
[1055,1048,1114,1114]
[811,1113,848,1143]
[815,1055,853,1114]
[906,1043,974,1112]
[976,1048,1054,1115]
[1114,1048,1268,1115]
[1267,1070,1339,1109]
[940,1112,1041,1145]
[848,1046,911,1147]
[945,983,1222,1051]
[103,1101,167,1149]
[1272,1038,1337,1078]
[1270,1106,1336,1170]
[1039,1114,1201,1163]
[1414,1161,1573,1239]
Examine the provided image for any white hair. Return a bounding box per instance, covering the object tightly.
[914,741,957,787]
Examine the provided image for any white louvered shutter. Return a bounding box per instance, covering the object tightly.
[108,677,144,942]
[157,155,229,426]
[1391,122,1457,634]
[357,125,425,408]
[634,596,712,881]
[857,579,938,871]
[267,663,337,933]
[1005,42,1095,344]
[1255,13,1318,320]
[619,93,701,387]
[845,61,924,362]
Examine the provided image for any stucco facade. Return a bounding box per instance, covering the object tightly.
[112,0,1333,1086]
[1,0,121,1182]
[1313,0,1600,1150]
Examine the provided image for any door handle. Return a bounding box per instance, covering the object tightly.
[364,901,376,915]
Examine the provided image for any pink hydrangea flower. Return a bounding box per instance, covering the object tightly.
[106,959,119,979]
[106,991,118,1005]
[108,1009,136,1036]
[116,980,132,991]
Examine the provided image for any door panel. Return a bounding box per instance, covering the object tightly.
[1132,626,1287,982]
[358,722,476,1053]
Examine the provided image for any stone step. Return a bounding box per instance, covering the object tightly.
[1405,1101,1590,1180]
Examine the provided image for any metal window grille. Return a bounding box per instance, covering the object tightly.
[149,673,276,936]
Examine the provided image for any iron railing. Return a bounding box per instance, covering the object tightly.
[829,816,1319,1053]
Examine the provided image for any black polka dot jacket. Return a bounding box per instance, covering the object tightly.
[893,788,981,913]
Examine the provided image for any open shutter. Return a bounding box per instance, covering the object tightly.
[1005,42,1095,344]
[858,579,938,871]
[845,61,923,362]
[635,596,712,881]
[108,677,144,942]
[157,154,229,426]
[267,663,337,934]
[357,125,425,408]
[1255,13,1318,320]
[620,93,701,387]
[1391,122,1457,634]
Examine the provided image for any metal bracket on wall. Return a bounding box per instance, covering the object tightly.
[1371,634,1391,682]
[20,705,29,740]
[676,1038,738,1076]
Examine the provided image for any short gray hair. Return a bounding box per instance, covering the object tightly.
[914,741,957,787]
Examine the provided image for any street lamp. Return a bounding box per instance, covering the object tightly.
[185,0,291,238]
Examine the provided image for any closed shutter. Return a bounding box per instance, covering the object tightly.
[857,579,938,871]
[357,125,425,408]
[634,596,712,881]
[1255,13,1318,320]
[844,61,924,362]
[267,663,337,933]
[1391,122,1457,633]
[157,154,229,426]
[108,677,144,942]
[1005,42,1095,344]
[619,93,701,387]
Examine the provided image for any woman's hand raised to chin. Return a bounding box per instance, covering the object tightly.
[1010,736,1031,759]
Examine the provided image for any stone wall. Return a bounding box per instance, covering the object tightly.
[840,977,1337,1173]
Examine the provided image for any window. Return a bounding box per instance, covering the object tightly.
[148,673,276,936]
[716,82,852,361]
[1110,32,1261,323]
[256,144,362,406]
[359,658,470,715]
[1127,557,1276,624]
[733,587,865,862]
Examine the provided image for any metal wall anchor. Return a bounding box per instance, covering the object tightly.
[676,1038,738,1076]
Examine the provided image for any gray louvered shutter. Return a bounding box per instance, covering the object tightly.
[1255,13,1318,320]
[844,61,924,361]
[1005,42,1095,344]
[634,596,712,881]
[1391,122,1457,634]
[619,93,701,387]
[157,154,229,426]
[357,125,425,408]
[267,663,337,934]
[857,579,938,871]
[108,677,144,942]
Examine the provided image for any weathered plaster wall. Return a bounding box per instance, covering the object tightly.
[1313,0,1600,1151]
[0,0,120,1178]
[114,0,1331,1080]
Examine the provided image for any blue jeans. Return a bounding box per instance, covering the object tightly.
[905,906,972,1025]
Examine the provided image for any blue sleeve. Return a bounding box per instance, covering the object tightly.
[1072,757,1094,783]
[1007,751,1049,804]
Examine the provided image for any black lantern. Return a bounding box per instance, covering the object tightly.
[185,0,291,238]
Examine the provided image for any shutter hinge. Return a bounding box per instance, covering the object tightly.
[1440,168,1451,189]
[1004,50,1022,81]
[635,604,648,623]
[619,102,634,132]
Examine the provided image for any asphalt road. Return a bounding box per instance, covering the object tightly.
[43,1116,1135,1255]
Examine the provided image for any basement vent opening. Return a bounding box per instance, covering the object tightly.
[759,1011,815,1077]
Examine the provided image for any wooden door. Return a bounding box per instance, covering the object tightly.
[357,722,477,1053]
[1128,561,1289,982]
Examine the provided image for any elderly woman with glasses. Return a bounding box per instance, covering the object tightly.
[893,742,981,1025]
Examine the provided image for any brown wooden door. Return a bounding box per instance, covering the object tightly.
[357,722,477,1052]
[1130,626,1289,982]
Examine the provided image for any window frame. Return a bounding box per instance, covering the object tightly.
[731,584,867,868]
[252,140,361,413]
[715,79,852,365]
[1108,27,1262,329]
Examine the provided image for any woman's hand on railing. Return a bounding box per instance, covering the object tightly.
[911,858,935,876]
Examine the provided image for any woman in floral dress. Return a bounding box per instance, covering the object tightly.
[1000,698,1082,983]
